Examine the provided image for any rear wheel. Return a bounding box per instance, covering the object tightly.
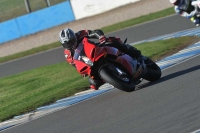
[99,64,135,92]
[143,58,161,81]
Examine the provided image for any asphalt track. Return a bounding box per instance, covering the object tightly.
[1,15,200,133]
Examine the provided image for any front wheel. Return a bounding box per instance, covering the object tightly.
[143,58,162,81]
[99,64,135,92]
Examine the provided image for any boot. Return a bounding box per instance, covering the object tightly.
[88,77,105,90]
[125,44,142,59]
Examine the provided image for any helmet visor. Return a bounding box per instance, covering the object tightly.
[63,38,76,49]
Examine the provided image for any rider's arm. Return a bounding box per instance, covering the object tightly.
[64,49,75,66]
[76,29,106,45]
[75,29,104,39]
[88,29,105,39]
[88,29,106,44]
[75,30,105,44]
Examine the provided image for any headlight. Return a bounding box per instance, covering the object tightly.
[81,56,93,66]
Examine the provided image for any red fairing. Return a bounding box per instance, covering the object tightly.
[73,60,91,75]
[83,38,119,62]
[64,49,73,64]
[82,38,96,62]
[116,55,134,74]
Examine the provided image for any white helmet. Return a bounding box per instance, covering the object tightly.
[59,28,77,50]
[169,0,180,5]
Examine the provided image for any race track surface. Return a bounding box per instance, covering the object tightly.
[1,15,200,133]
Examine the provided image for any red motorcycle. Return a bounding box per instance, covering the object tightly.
[73,37,161,92]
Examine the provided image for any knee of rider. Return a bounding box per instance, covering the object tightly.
[190,17,195,21]
[195,19,200,24]
[192,18,199,24]
[115,37,123,44]
[113,38,123,44]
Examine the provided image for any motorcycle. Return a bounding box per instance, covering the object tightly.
[73,37,161,92]
[191,0,200,26]
[192,0,200,11]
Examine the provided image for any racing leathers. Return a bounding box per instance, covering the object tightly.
[64,29,141,90]
[174,0,199,26]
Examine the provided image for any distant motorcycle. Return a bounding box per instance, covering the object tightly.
[191,0,200,26]
[192,0,200,12]
[73,37,162,92]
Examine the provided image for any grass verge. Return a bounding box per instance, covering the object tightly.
[0,36,199,122]
[0,7,175,64]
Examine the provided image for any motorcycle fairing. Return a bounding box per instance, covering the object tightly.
[83,38,119,62]
[115,55,137,76]
[73,42,91,75]
[116,55,146,80]
[73,37,146,79]
[73,38,119,76]
[73,60,91,75]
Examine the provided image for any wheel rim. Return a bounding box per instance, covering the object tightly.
[115,67,130,82]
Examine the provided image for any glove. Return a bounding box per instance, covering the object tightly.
[64,49,73,64]
[99,35,106,44]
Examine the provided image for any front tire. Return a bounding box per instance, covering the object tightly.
[99,65,135,92]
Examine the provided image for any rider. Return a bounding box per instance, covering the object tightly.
[169,0,200,26]
[59,28,141,90]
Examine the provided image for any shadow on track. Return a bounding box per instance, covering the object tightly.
[136,65,200,90]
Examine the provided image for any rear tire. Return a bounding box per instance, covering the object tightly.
[99,65,135,92]
[143,58,162,81]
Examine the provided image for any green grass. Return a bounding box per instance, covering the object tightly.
[0,0,26,22]
[0,36,199,122]
[0,0,66,22]
[0,62,89,121]
[0,7,175,63]
[135,36,200,61]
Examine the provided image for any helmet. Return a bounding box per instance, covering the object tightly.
[169,0,180,5]
[59,28,77,50]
